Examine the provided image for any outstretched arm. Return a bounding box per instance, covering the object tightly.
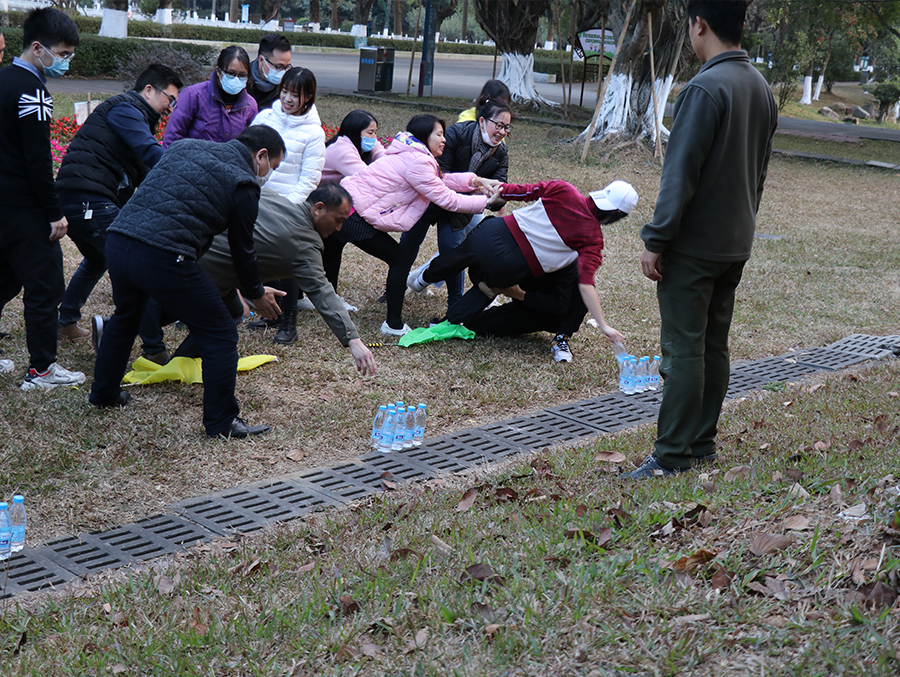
[578,283,624,345]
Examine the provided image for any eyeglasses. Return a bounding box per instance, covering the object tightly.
[487,118,512,133]
[39,42,75,62]
[219,68,248,81]
[152,85,178,109]
[262,55,292,72]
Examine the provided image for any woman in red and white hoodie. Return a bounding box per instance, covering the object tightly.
[408,180,638,345]
[336,114,494,336]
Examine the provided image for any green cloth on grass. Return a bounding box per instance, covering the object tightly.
[398,321,475,347]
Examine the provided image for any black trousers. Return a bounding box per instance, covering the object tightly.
[0,207,64,371]
[464,292,588,338]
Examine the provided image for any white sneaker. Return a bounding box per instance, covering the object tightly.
[0,359,13,374]
[380,321,412,337]
[296,297,316,311]
[21,362,86,390]
[338,296,358,312]
[551,335,573,363]
[407,254,438,293]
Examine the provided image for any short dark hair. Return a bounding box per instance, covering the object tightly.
[134,64,183,92]
[687,0,746,46]
[308,182,352,210]
[326,109,378,162]
[258,33,291,58]
[237,125,286,159]
[407,114,445,146]
[279,67,316,115]
[476,94,512,124]
[23,8,80,49]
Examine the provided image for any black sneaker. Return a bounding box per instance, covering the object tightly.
[213,417,271,439]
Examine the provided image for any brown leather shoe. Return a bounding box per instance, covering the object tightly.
[58,323,91,342]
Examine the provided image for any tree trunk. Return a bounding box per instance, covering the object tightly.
[99,0,129,38]
[813,42,832,101]
[332,0,339,29]
[799,64,814,105]
[354,0,377,26]
[580,0,688,143]
[435,0,458,37]
[229,0,239,23]
[310,0,320,30]
[395,0,403,35]
[155,0,173,24]
[461,0,468,41]
[474,0,553,105]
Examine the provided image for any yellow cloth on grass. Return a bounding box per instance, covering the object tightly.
[123,355,277,385]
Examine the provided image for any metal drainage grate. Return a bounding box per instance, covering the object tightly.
[294,466,380,504]
[91,514,212,562]
[486,410,596,450]
[550,393,657,433]
[171,485,315,536]
[726,369,775,399]
[39,534,136,577]
[332,460,431,490]
[357,452,439,482]
[827,334,900,359]
[790,347,875,371]
[0,549,75,598]
[257,479,333,511]
[732,354,823,383]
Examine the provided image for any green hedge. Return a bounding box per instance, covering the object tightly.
[1,28,215,78]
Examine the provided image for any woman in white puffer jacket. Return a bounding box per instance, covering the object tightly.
[248,67,326,343]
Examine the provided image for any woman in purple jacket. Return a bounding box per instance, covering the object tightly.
[162,46,258,148]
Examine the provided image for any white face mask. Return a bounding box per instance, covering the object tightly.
[480,121,501,147]
[256,153,273,186]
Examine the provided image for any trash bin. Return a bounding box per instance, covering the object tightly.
[375,47,394,92]
[358,47,378,92]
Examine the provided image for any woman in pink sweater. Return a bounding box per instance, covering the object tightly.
[333,114,493,336]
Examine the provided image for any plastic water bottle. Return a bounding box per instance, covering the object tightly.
[623,357,638,395]
[413,404,427,445]
[403,406,416,448]
[619,354,633,393]
[649,355,661,391]
[371,405,387,449]
[612,342,628,364]
[0,503,10,561]
[637,356,651,393]
[9,495,25,553]
[392,406,407,451]
[379,406,396,453]
[395,401,405,411]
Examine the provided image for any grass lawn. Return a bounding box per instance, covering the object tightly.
[0,90,897,675]
[1,360,898,675]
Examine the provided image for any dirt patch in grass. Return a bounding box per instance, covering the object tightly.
[0,95,898,548]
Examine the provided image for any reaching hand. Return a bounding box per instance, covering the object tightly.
[349,339,377,376]
[255,286,287,319]
[473,177,501,195]
[487,185,506,209]
[641,249,663,281]
[49,217,68,241]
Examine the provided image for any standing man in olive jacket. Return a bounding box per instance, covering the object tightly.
[625,0,777,479]
[55,64,183,344]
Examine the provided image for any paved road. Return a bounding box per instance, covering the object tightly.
[47,49,900,143]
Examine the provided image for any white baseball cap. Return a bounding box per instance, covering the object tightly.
[590,181,639,214]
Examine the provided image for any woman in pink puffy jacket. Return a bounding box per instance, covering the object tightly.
[335,114,494,336]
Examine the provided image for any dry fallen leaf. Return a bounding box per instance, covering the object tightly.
[594,450,627,464]
[455,488,478,512]
[749,533,794,556]
[724,465,752,482]
[850,557,880,585]
[155,574,178,596]
[461,563,506,587]
[813,440,831,452]
[406,628,429,652]
[670,548,717,574]
[711,567,734,590]
[335,644,356,662]
[285,449,305,462]
[340,595,362,617]
[297,561,316,574]
[839,502,869,520]
[888,391,899,398]
[674,613,710,624]
[782,515,811,531]
[361,641,383,658]
[829,484,843,502]
[787,483,810,500]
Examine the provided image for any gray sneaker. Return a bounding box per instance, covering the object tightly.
[21,362,86,390]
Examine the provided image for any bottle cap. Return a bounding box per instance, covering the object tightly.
[418,403,426,408]
[379,405,387,410]
[640,356,650,362]
[12,496,23,503]
[0,503,7,510]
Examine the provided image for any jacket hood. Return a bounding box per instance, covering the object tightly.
[385,131,432,157]
[270,100,323,128]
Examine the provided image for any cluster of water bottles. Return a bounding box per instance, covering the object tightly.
[613,343,661,395]
[0,496,27,561]
[371,402,427,453]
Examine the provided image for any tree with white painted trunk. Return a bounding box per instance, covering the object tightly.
[474,0,554,106]
[260,0,285,25]
[99,0,129,39]
[352,0,377,39]
[578,0,690,144]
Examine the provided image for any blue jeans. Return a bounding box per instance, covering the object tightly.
[91,234,241,436]
[399,205,480,309]
[59,197,118,327]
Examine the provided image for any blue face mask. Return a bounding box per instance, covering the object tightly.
[40,43,71,79]
[266,67,285,86]
[360,136,377,153]
[220,73,247,95]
